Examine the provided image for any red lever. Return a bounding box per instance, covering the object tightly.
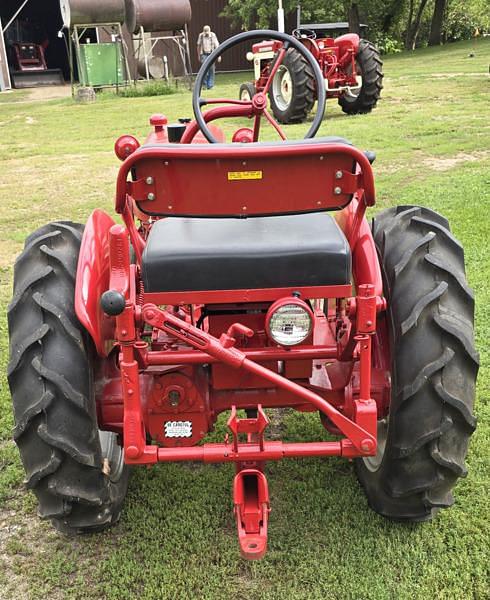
[220,322,254,348]
[233,469,270,560]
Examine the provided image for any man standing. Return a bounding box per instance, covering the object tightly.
[197,25,220,89]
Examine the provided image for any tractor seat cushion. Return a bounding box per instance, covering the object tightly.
[142,213,352,293]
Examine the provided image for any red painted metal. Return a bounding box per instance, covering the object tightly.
[141,304,377,453]
[143,284,351,307]
[234,469,270,559]
[75,209,116,356]
[145,345,338,365]
[180,105,252,144]
[114,135,140,161]
[232,127,254,143]
[147,370,211,447]
[155,440,345,462]
[115,141,375,216]
[336,196,383,297]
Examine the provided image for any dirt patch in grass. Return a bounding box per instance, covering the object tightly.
[423,150,490,171]
[26,86,71,102]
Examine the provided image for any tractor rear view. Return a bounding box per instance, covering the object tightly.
[240,23,383,123]
[8,30,477,561]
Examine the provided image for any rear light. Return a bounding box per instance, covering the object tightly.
[266,297,313,346]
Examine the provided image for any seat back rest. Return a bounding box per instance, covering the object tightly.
[115,140,375,217]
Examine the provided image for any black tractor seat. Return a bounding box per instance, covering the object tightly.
[142,212,351,293]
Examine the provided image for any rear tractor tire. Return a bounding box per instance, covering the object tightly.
[268,48,316,124]
[339,39,383,115]
[355,206,478,520]
[8,222,130,534]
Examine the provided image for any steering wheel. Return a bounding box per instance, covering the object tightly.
[292,28,317,40]
[192,30,326,144]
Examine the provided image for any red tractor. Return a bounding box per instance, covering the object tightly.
[8,31,477,560]
[239,23,383,124]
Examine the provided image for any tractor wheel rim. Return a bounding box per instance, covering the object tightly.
[99,430,125,482]
[363,418,388,472]
[272,65,293,111]
[240,88,252,101]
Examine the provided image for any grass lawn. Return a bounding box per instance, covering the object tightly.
[0,38,489,599]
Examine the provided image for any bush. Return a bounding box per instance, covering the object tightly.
[373,34,403,54]
[117,81,177,98]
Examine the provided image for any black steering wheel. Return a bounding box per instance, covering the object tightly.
[192,30,326,143]
[292,28,317,40]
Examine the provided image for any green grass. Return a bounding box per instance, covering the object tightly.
[111,80,178,98]
[0,37,489,599]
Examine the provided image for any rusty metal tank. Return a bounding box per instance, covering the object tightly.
[125,0,192,34]
[60,0,126,28]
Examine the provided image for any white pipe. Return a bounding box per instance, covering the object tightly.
[277,5,285,33]
[3,0,31,33]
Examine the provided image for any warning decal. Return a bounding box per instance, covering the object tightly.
[164,420,192,438]
[227,171,263,181]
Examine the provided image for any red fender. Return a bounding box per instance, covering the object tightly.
[336,198,383,296]
[334,33,360,55]
[75,209,116,356]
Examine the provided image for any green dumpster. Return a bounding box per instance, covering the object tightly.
[78,43,126,87]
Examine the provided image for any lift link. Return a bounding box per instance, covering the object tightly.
[353,284,378,453]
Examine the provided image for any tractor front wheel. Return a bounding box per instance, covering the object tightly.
[8,222,130,533]
[338,39,383,115]
[239,82,256,101]
[355,206,478,520]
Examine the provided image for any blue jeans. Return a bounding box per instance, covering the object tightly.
[200,53,215,89]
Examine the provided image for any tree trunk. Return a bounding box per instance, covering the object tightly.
[428,0,446,46]
[405,0,415,48]
[348,3,361,35]
[382,0,404,34]
[406,0,430,50]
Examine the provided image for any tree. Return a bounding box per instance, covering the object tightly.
[405,0,430,49]
[348,3,361,35]
[429,0,447,46]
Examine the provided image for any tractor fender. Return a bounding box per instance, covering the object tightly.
[336,199,382,296]
[75,209,116,357]
[334,33,360,55]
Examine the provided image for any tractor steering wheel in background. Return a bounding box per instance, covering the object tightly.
[192,30,326,143]
[292,28,317,40]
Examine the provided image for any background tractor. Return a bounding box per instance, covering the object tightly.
[239,23,383,124]
[8,30,476,561]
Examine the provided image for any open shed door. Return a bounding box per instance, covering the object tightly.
[0,18,13,90]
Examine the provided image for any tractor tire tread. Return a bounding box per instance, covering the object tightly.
[268,48,316,124]
[8,221,129,534]
[339,39,383,115]
[355,205,478,521]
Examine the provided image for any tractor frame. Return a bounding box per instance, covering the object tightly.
[76,135,389,558]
